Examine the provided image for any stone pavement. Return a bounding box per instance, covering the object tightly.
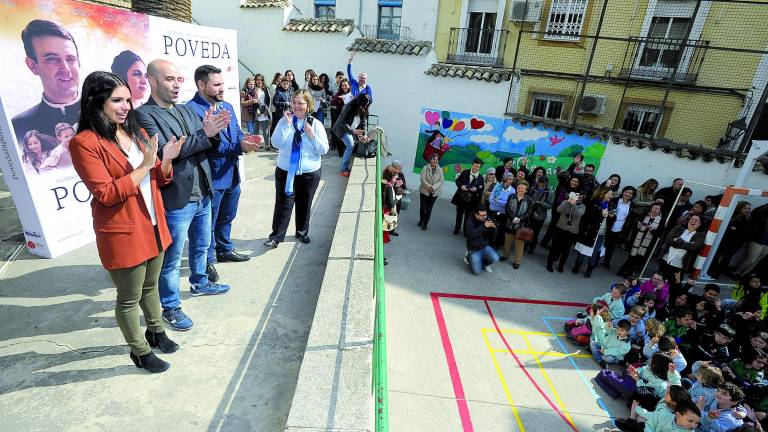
[0,152,347,432]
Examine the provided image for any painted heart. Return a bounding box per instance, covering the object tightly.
[453,121,465,132]
[470,118,485,130]
[425,111,440,126]
[442,118,454,129]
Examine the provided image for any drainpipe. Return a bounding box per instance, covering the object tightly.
[358,0,363,34]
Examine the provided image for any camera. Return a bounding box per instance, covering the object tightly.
[568,192,579,201]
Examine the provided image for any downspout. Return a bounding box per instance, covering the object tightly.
[358,0,363,34]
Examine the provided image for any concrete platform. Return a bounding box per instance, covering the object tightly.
[0,152,346,432]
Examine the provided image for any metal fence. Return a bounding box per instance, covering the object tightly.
[373,131,388,432]
[506,0,768,153]
[447,27,509,67]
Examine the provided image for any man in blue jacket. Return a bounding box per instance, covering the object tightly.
[187,65,260,284]
[347,53,373,103]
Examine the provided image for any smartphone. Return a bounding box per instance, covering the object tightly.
[568,192,579,201]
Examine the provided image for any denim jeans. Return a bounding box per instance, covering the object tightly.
[208,183,241,264]
[245,120,256,135]
[340,133,355,172]
[159,197,212,310]
[468,246,499,275]
[590,341,618,364]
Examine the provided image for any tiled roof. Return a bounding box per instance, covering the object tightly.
[348,38,432,56]
[283,18,355,33]
[425,63,513,83]
[240,0,289,7]
[507,113,768,173]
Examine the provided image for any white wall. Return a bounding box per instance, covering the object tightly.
[599,142,768,202]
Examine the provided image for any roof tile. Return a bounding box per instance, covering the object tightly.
[348,38,432,56]
[240,0,289,8]
[283,18,355,33]
[424,63,513,83]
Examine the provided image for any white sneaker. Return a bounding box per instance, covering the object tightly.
[463,251,469,265]
[484,265,493,273]
[699,273,715,281]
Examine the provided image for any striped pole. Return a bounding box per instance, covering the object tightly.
[691,186,768,279]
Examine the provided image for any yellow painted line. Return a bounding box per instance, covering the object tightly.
[521,334,576,426]
[482,328,567,337]
[490,348,591,358]
[482,330,526,432]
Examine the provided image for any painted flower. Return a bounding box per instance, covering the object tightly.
[547,156,557,164]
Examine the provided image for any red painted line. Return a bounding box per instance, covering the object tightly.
[430,293,474,432]
[432,292,588,308]
[484,300,579,432]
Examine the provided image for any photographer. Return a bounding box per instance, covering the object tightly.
[464,208,500,275]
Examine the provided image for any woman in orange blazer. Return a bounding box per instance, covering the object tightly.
[70,71,184,373]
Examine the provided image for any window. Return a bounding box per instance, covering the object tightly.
[544,0,588,41]
[378,1,402,40]
[621,104,662,136]
[465,11,497,54]
[315,0,335,18]
[639,17,691,70]
[531,94,565,119]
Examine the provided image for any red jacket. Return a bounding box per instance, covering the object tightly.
[70,130,173,270]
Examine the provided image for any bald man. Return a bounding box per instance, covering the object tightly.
[135,59,231,331]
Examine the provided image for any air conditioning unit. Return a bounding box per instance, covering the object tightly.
[509,0,542,23]
[579,94,607,115]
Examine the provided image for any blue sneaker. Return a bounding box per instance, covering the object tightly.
[162,307,193,331]
[190,282,230,297]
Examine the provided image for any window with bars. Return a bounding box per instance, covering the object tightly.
[621,104,662,136]
[531,94,565,119]
[315,0,336,18]
[544,0,588,41]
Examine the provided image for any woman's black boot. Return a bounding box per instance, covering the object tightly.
[145,330,179,354]
[130,351,170,373]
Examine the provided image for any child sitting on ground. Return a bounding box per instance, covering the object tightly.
[664,307,695,352]
[628,352,683,409]
[696,382,747,432]
[579,283,629,321]
[723,348,767,386]
[589,306,631,369]
[638,294,657,322]
[615,305,648,347]
[689,362,725,410]
[642,398,701,431]
[618,385,691,431]
[644,335,689,373]
[688,324,736,367]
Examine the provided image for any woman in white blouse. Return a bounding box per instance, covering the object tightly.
[264,89,329,248]
[659,214,705,300]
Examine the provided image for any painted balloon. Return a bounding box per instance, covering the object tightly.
[441,111,451,119]
[425,111,440,125]
[442,118,453,129]
[453,121,465,132]
[470,118,486,130]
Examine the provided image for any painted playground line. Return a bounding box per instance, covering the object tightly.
[430,292,617,432]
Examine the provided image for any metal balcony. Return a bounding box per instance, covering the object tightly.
[447,27,508,67]
[620,36,709,83]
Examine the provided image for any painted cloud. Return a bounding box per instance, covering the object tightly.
[503,125,549,143]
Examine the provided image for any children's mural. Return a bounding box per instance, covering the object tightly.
[415,108,608,184]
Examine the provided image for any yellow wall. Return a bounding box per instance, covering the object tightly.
[433,0,768,149]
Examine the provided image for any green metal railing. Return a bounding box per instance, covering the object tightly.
[372,132,389,431]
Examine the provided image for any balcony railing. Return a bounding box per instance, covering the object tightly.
[447,27,508,67]
[361,24,411,41]
[620,36,709,83]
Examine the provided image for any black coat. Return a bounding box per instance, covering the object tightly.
[451,169,485,207]
[465,215,496,251]
[576,200,616,246]
[504,194,534,233]
[659,225,706,272]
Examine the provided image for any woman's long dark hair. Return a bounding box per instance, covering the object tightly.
[284,69,299,91]
[349,94,370,118]
[76,71,146,145]
[21,130,57,170]
[649,352,673,380]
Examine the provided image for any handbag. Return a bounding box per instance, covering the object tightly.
[515,227,533,242]
[458,190,472,202]
[383,209,398,232]
[400,195,411,211]
[595,369,636,399]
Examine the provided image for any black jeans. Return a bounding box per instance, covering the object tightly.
[419,193,437,227]
[659,259,685,300]
[547,227,575,269]
[529,218,545,251]
[540,209,560,246]
[269,167,321,242]
[454,204,472,234]
[603,229,625,266]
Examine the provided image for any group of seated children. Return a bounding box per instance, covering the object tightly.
[566,274,767,432]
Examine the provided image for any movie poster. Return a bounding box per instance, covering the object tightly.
[0,0,239,258]
[414,108,608,185]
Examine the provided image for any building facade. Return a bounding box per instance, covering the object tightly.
[433,0,768,152]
